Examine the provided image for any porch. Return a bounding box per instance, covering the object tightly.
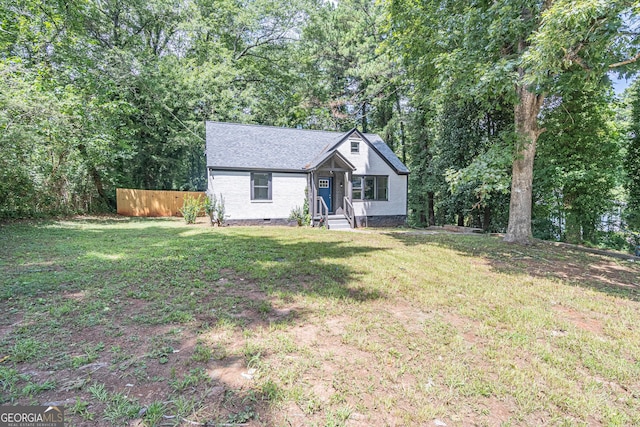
[308,152,356,229]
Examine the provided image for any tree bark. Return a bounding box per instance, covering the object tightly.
[428,191,435,226]
[483,205,491,232]
[78,144,112,210]
[504,84,544,243]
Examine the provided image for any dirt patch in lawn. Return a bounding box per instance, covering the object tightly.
[494,252,640,297]
[553,305,604,334]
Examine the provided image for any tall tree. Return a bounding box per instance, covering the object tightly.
[390,0,640,243]
[0,0,318,217]
[434,97,513,231]
[626,79,640,232]
[534,85,623,243]
[299,0,406,138]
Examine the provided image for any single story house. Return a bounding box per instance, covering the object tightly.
[205,122,409,228]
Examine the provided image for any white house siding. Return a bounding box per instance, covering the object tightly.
[208,170,307,221]
[336,137,407,218]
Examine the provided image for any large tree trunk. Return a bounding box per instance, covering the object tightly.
[483,205,491,232]
[504,84,544,243]
[428,191,435,226]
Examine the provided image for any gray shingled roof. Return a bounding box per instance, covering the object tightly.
[205,122,409,174]
[358,134,410,175]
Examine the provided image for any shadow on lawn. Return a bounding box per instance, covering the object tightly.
[0,219,386,426]
[386,231,640,302]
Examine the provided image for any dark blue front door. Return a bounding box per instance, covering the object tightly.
[318,177,332,213]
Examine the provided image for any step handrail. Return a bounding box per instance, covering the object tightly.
[343,197,355,229]
[315,196,329,229]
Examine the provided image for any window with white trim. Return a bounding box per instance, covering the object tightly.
[351,175,388,201]
[251,172,272,200]
[350,140,360,153]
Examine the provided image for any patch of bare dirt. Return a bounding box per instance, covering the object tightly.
[478,397,516,425]
[553,305,604,334]
[0,313,23,342]
[492,249,640,296]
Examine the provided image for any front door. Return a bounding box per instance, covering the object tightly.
[318,177,332,213]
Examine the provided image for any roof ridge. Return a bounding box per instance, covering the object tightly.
[206,121,348,135]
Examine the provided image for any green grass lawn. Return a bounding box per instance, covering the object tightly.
[1,217,639,426]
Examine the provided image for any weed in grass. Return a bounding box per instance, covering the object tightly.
[127,362,149,382]
[291,388,321,415]
[148,344,174,365]
[21,380,55,397]
[329,392,347,405]
[191,343,212,363]
[49,300,76,318]
[115,354,144,372]
[0,367,30,403]
[260,379,282,402]
[164,310,194,325]
[88,382,109,402]
[216,317,240,331]
[226,406,256,424]
[103,392,141,425]
[211,343,228,361]
[71,351,99,369]
[170,368,209,392]
[143,401,165,426]
[257,300,272,316]
[243,341,263,367]
[273,333,298,354]
[69,398,94,421]
[10,337,45,362]
[172,395,199,418]
[325,405,353,427]
[0,367,57,401]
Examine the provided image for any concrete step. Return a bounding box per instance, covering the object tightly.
[327,217,352,230]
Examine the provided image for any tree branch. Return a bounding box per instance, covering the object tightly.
[610,51,640,69]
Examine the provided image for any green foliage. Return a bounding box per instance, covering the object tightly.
[69,398,94,421]
[406,107,436,226]
[389,0,640,241]
[288,206,306,226]
[169,368,209,392]
[10,338,45,363]
[289,193,311,227]
[103,392,142,424]
[427,97,512,231]
[533,86,623,244]
[0,0,317,219]
[626,80,640,232]
[143,401,165,426]
[303,188,311,224]
[299,0,406,137]
[0,366,56,403]
[179,194,206,224]
[524,1,638,88]
[206,193,226,226]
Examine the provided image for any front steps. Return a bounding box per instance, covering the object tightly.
[327,215,352,230]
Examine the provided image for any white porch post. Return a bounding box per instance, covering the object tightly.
[310,171,316,219]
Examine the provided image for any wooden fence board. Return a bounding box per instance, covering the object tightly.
[117,188,206,217]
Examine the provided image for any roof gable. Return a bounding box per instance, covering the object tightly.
[205,122,408,174]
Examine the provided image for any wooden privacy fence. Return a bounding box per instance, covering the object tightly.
[117,188,206,217]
